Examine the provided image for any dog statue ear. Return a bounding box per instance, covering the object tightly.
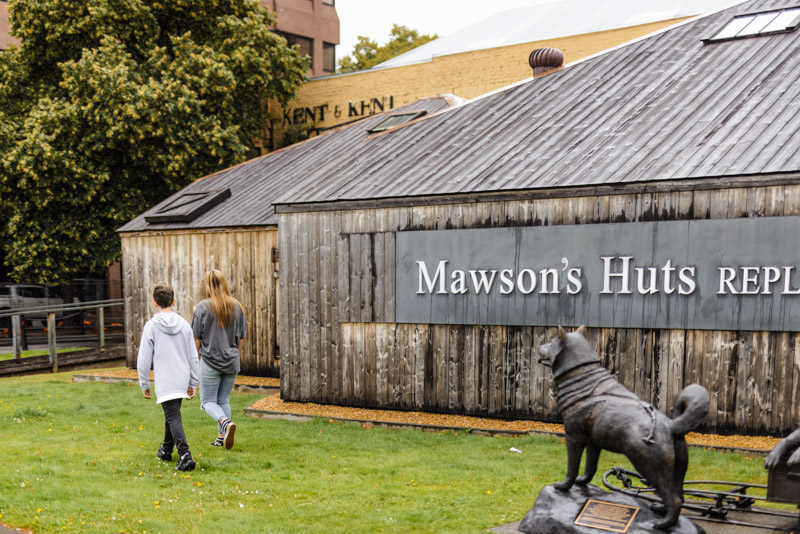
[558,325,566,341]
[576,325,586,335]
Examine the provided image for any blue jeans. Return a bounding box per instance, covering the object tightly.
[199,360,238,434]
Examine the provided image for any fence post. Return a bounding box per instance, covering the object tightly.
[97,305,105,348]
[48,312,57,373]
[12,315,21,359]
[18,315,27,351]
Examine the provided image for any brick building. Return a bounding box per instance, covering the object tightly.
[0,0,19,50]
[0,1,338,78]
[261,0,339,78]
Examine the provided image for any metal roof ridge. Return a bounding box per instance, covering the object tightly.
[460,0,749,108]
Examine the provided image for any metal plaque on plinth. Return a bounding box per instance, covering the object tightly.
[574,499,639,532]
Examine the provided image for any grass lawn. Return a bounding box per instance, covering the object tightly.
[0,347,87,361]
[0,371,772,533]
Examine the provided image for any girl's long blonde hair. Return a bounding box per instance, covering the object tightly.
[204,270,243,328]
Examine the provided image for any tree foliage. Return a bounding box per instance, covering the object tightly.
[0,0,309,284]
[338,24,437,73]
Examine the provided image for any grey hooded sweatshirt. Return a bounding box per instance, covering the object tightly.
[137,312,199,404]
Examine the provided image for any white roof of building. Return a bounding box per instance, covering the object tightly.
[375,0,744,68]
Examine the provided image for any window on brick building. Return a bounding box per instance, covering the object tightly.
[276,31,313,62]
[323,42,336,74]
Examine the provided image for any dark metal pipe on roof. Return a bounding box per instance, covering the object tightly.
[529,47,565,77]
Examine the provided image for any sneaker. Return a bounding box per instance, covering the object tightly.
[157,447,172,462]
[211,437,224,447]
[175,452,195,472]
[222,420,236,450]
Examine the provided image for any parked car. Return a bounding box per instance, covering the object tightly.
[0,284,65,328]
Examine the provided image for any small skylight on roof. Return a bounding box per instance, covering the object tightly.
[704,6,800,43]
[144,188,231,224]
[367,111,426,133]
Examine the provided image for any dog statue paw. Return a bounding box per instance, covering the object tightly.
[552,479,574,492]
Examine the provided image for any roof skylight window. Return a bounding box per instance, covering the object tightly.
[145,188,231,224]
[367,111,426,133]
[704,6,800,43]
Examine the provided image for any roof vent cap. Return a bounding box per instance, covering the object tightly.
[529,47,564,77]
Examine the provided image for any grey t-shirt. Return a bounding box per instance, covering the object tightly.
[192,299,246,374]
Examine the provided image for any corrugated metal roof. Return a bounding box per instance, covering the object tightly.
[375,0,744,69]
[123,0,800,232]
[273,0,800,207]
[118,96,461,232]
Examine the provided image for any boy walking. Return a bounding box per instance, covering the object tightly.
[137,285,199,471]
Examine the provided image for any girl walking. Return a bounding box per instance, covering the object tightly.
[193,270,247,449]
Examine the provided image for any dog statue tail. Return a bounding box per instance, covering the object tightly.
[669,384,709,437]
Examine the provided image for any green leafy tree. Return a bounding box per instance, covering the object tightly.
[0,0,309,284]
[338,24,437,73]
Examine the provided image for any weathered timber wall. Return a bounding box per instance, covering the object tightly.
[121,227,280,377]
[279,183,800,434]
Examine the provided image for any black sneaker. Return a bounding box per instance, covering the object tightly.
[157,447,172,461]
[211,437,224,447]
[175,452,195,472]
[222,420,236,450]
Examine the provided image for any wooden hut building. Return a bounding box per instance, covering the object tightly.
[118,96,460,376]
[273,0,800,435]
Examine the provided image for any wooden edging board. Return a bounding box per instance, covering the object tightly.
[71,374,279,395]
[242,407,531,437]
[0,347,126,376]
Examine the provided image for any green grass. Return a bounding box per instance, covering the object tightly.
[0,347,87,361]
[0,371,773,533]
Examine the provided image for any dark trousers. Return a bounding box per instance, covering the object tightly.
[161,399,189,457]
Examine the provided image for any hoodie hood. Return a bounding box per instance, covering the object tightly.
[152,312,184,335]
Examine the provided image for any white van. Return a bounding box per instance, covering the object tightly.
[0,284,65,323]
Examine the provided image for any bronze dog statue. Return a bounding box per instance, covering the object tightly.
[538,326,709,530]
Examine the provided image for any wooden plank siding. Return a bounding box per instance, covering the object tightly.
[121,227,280,377]
[279,183,800,434]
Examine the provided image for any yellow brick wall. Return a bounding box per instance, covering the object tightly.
[266,18,691,148]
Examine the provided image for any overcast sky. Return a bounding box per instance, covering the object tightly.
[335,0,543,58]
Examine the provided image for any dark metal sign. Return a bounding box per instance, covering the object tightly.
[395,217,800,331]
[574,500,639,532]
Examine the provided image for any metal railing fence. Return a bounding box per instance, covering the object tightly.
[0,299,124,372]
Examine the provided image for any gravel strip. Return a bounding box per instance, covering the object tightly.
[249,393,561,433]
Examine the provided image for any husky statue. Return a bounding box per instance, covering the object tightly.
[538,326,709,530]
